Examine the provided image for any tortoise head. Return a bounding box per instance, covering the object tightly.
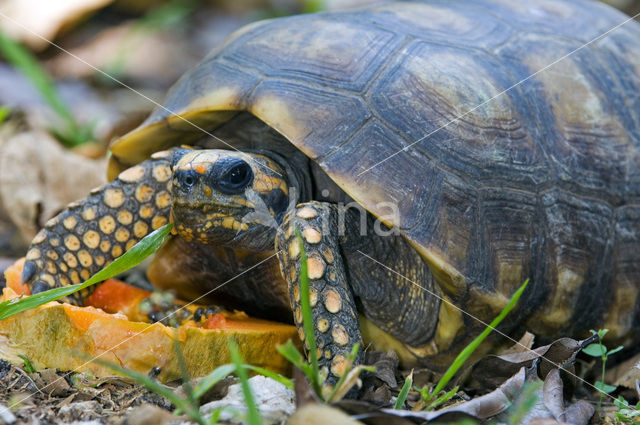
[170,149,293,251]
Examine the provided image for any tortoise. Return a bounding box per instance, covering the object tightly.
[20,0,640,385]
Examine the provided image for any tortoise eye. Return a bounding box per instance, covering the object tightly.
[217,159,253,194]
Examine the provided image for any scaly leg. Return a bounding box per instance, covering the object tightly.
[21,151,173,304]
[276,201,364,389]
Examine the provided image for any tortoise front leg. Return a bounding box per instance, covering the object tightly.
[276,201,364,388]
[20,151,173,304]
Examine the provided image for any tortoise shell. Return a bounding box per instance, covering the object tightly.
[110,0,640,345]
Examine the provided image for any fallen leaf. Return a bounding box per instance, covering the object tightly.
[0,131,107,244]
[543,369,566,422]
[501,332,536,355]
[0,0,113,50]
[563,400,594,425]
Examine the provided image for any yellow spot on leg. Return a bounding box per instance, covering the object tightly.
[83,230,101,249]
[64,235,81,251]
[118,210,133,225]
[307,254,326,280]
[64,252,78,268]
[77,250,93,267]
[317,318,329,333]
[104,188,125,209]
[296,207,318,219]
[135,184,153,203]
[155,191,171,209]
[112,245,123,257]
[82,207,96,221]
[63,216,77,231]
[289,240,300,260]
[302,227,322,244]
[115,228,130,243]
[330,355,347,377]
[331,324,349,346]
[140,205,154,219]
[100,240,111,253]
[152,164,171,182]
[26,248,41,260]
[99,216,116,234]
[151,216,168,230]
[32,230,46,245]
[324,290,342,313]
[118,165,145,183]
[134,221,149,238]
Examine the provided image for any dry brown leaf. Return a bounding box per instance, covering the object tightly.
[543,369,566,422]
[0,0,113,50]
[607,352,640,389]
[501,332,536,355]
[0,131,107,244]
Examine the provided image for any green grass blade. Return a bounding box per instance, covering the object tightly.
[245,365,294,390]
[229,339,263,425]
[429,279,530,399]
[295,228,320,393]
[90,356,206,425]
[394,370,413,409]
[18,354,36,373]
[0,224,172,320]
[0,106,10,124]
[0,31,91,146]
[192,364,236,399]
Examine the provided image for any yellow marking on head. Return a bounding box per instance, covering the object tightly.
[193,163,208,174]
[77,250,93,268]
[222,217,235,230]
[155,191,171,209]
[46,261,57,274]
[46,250,59,261]
[332,324,349,346]
[104,188,125,209]
[317,319,329,333]
[63,252,78,268]
[202,185,212,197]
[63,216,77,231]
[115,228,130,243]
[330,355,347,377]
[232,220,248,231]
[134,221,149,238]
[307,254,326,280]
[118,165,146,183]
[118,210,133,225]
[151,216,168,230]
[135,184,153,203]
[32,230,46,245]
[324,290,342,313]
[112,245,123,257]
[64,235,81,251]
[82,207,96,221]
[152,163,171,182]
[70,270,81,284]
[126,239,136,251]
[26,248,41,260]
[140,205,153,219]
[99,215,116,234]
[83,230,101,249]
[302,227,322,244]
